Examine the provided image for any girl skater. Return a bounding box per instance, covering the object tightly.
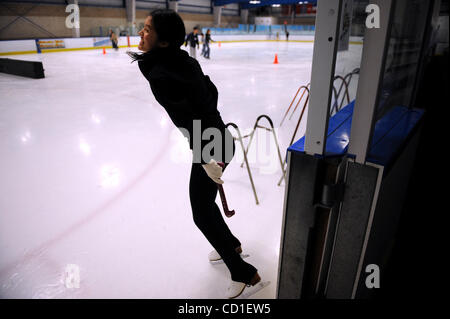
[128,9,261,299]
[109,29,119,51]
[203,29,214,59]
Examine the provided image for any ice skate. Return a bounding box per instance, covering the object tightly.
[226,273,270,299]
[208,246,250,265]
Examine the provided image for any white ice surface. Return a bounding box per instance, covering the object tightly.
[0,41,362,299]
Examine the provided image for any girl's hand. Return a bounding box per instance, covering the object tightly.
[202,159,224,184]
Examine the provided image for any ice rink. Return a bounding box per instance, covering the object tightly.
[0,40,361,298]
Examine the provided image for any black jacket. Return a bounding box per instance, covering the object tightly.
[185,32,199,48]
[205,34,214,44]
[138,47,230,164]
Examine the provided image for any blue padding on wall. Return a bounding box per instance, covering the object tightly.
[366,107,424,167]
[288,100,355,157]
[288,102,424,167]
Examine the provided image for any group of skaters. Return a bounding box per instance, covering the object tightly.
[110,25,289,57]
[185,26,291,61]
[184,26,215,60]
[109,26,214,58]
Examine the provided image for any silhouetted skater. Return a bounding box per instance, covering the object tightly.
[128,9,263,299]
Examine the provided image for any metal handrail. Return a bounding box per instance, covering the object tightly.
[280,83,310,127]
[277,91,310,186]
[240,115,287,186]
[225,123,260,205]
[331,75,351,116]
[279,68,360,185]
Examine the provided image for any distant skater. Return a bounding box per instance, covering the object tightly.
[109,29,119,51]
[200,31,206,57]
[185,26,199,59]
[202,29,214,59]
[286,30,289,41]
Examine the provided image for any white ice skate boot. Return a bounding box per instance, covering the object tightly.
[226,273,271,299]
[208,246,250,265]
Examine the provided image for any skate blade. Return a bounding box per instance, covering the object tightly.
[209,254,250,265]
[235,281,271,299]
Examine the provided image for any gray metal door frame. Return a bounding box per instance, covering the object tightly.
[304,0,343,156]
[348,0,395,164]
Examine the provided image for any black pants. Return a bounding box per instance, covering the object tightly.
[204,43,210,58]
[189,140,258,284]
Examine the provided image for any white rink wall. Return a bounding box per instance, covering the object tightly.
[0,35,363,55]
[0,36,140,55]
[0,40,37,54]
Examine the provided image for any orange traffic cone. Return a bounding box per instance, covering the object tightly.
[103,47,106,55]
[273,54,279,64]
